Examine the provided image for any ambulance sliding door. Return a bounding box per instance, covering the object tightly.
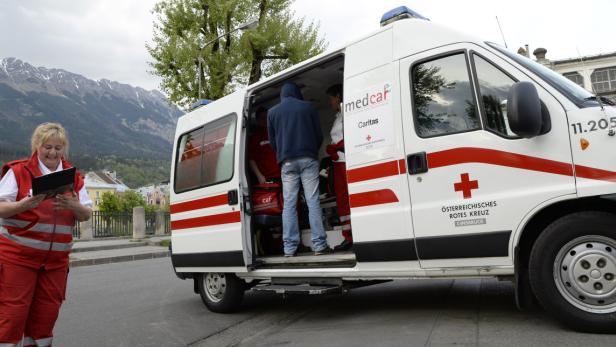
[170,91,251,272]
[399,44,575,269]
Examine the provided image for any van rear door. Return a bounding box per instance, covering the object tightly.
[170,90,251,272]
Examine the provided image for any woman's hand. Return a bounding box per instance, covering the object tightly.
[53,191,92,221]
[53,192,80,211]
[19,194,46,211]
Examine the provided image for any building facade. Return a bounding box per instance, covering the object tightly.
[84,170,129,211]
[520,46,616,102]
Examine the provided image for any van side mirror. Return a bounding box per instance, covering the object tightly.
[506,82,549,138]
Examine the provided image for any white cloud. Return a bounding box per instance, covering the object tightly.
[0,0,614,92]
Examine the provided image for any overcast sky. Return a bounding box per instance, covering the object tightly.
[1,0,614,91]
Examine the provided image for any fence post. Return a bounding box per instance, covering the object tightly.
[132,206,146,240]
[79,217,93,240]
[155,210,165,236]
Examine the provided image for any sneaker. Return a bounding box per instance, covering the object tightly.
[284,250,297,257]
[314,247,333,256]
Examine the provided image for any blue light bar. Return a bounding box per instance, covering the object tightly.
[191,99,212,110]
[380,6,429,26]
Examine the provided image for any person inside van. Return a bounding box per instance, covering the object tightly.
[267,82,332,256]
[248,106,280,183]
[325,84,353,252]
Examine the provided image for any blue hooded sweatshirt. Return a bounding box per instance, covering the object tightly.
[267,83,323,164]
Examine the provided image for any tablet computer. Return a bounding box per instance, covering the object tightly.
[32,167,76,198]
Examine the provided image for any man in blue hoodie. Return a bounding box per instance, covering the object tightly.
[268,82,331,256]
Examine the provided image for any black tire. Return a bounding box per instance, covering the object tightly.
[197,273,245,313]
[529,211,616,333]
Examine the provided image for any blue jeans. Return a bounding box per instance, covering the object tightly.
[281,157,328,254]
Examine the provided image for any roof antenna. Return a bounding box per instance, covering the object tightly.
[496,16,508,48]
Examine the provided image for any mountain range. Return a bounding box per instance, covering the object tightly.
[0,58,183,187]
[0,57,182,160]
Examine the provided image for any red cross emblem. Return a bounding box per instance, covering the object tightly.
[454,173,478,199]
[366,134,372,141]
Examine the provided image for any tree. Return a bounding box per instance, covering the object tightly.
[98,191,123,213]
[98,190,153,213]
[147,0,326,108]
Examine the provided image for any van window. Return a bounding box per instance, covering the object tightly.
[473,55,517,137]
[175,114,237,193]
[412,53,480,137]
[487,42,599,108]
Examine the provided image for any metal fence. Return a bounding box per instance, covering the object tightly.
[164,213,170,234]
[72,211,171,239]
[92,211,133,237]
[145,212,156,236]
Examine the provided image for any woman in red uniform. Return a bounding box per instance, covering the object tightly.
[0,122,92,346]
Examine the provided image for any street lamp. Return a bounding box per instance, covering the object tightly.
[198,18,259,100]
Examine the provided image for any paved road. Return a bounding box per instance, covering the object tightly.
[55,258,615,346]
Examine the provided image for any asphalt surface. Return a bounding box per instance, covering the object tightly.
[54,258,616,346]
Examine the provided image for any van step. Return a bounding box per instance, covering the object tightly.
[252,284,343,295]
[255,251,356,269]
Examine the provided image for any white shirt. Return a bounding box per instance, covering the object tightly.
[329,111,345,162]
[0,158,92,207]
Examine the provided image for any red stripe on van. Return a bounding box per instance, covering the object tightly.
[347,160,400,183]
[427,147,574,177]
[349,189,399,208]
[171,211,241,230]
[398,159,407,174]
[170,193,228,214]
[575,165,616,182]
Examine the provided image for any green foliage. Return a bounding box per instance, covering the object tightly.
[98,192,123,213]
[99,190,160,213]
[147,0,327,108]
[71,154,170,189]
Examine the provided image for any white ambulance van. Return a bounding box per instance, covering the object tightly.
[169,7,616,332]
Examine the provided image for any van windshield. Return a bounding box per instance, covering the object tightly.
[486,42,600,108]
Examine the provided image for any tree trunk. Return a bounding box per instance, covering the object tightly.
[248,0,268,84]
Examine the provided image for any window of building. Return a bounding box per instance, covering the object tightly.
[591,67,616,93]
[174,114,237,193]
[563,72,584,88]
[411,53,480,137]
[473,54,518,137]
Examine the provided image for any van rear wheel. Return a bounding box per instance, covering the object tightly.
[197,273,245,313]
[529,211,616,333]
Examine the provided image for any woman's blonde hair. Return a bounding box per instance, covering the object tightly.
[31,122,69,157]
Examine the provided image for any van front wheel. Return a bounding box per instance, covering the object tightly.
[197,273,245,313]
[529,211,616,333]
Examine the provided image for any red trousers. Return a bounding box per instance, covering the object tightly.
[333,162,352,242]
[0,262,68,346]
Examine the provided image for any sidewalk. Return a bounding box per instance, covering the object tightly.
[70,236,171,267]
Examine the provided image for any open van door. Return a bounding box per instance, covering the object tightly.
[170,90,251,272]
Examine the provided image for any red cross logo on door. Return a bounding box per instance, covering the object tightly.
[454,173,478,199]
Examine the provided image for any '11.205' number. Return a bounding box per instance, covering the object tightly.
[570,117,616,135]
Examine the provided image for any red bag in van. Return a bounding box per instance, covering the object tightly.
[252,183,283,215]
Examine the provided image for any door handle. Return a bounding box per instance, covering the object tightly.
[227,189,238,205]
[407,152,428,175]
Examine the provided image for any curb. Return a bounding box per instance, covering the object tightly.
[71,242,148,253]
[69,250,170,267]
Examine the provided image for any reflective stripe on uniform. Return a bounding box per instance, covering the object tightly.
[33,337,52,347]
[339,215,351,222]
[334,224,352,231]
[0,343,18,347]
[22,336,35,346]
[2,218,74,235]
[0,226,72,252]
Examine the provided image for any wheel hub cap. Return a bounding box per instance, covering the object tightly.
[555,236,616,313]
